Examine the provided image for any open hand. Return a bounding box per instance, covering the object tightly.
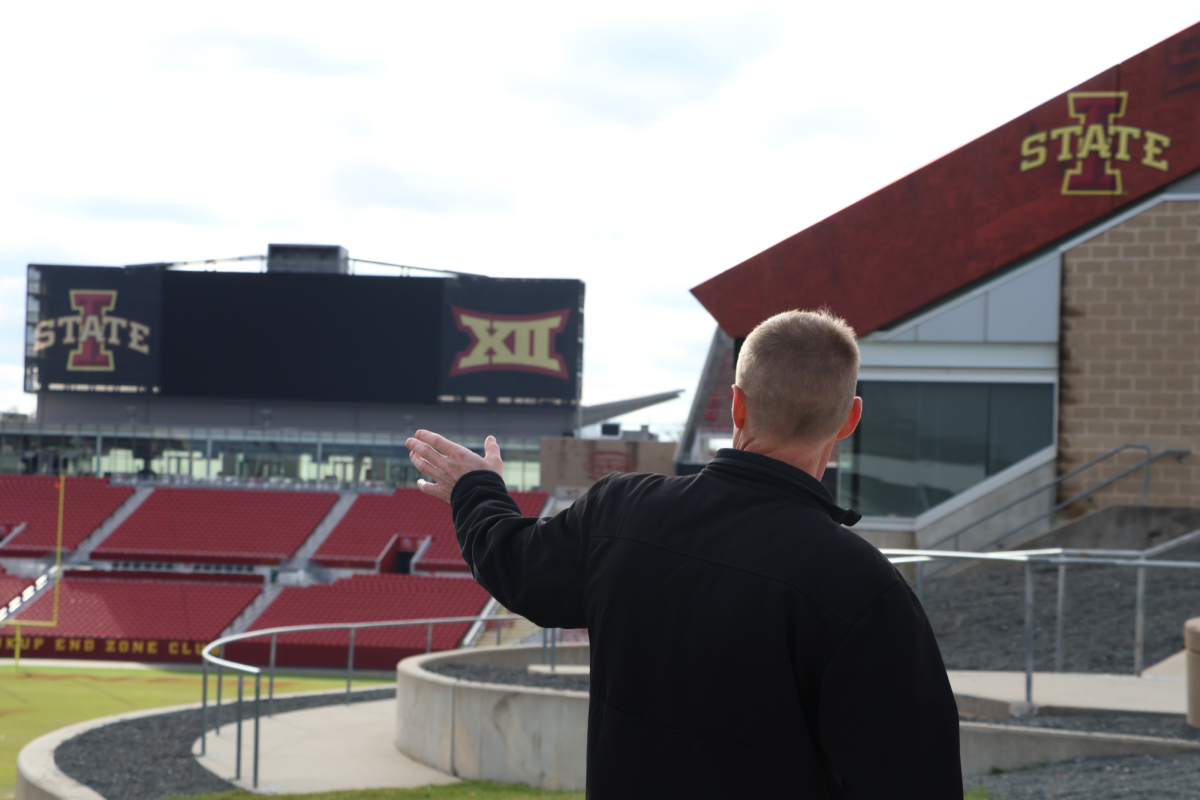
[405,430,504,504]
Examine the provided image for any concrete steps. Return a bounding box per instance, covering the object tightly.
[471,605,541,648]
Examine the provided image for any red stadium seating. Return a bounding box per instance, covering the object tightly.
[0,575,34,607]
[228,574,491,669]
[93,488,338,566]
[313,488,547,572]
[0,476,134,557]
[0,575,259,661]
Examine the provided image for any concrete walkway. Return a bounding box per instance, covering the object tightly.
[949,652,1188,715]
[192,699,456,794]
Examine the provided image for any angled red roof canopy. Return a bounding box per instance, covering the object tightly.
[692,22,1200,338]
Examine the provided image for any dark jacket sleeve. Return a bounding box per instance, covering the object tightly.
[816,579,962,798]
[449,469,593,629]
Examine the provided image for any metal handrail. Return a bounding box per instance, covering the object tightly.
[927,444,1189,553]
[201,535,1200,788]
[199,612,520,787]
[883,534,1200,705]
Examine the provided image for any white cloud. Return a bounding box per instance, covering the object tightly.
[0,0,1197,433]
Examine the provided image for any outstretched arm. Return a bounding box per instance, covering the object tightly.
[406,429,589,628]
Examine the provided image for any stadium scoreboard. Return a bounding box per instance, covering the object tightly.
[24,265,584,406]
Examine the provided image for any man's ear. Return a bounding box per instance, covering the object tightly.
[835,396,862,440]
[732,385,747,431]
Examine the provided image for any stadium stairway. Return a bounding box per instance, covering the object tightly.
[67,486,155,563]
[285,492,359,571]
[0,476,135,560]
[469,603,542,648]
[221,582,285,637]
[195,494,361,637]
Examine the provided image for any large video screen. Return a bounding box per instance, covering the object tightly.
[25,265,584,406]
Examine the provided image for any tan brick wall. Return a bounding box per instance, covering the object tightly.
[1058,200,1200,513]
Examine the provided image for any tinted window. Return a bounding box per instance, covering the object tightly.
[841,382,1053,516]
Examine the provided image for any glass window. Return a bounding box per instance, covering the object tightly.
[838,382,1053,517]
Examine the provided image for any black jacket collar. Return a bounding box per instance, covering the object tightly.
[704,448,862,527]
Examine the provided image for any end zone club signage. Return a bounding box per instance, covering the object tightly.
[25,264,163,393]
[0,632,211,663]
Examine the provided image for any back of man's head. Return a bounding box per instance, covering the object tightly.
[734,309,860,445]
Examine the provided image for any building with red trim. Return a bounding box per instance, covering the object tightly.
[681,22,1200,551]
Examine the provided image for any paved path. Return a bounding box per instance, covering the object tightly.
[192,698,456,794]
[949,661,1187,715]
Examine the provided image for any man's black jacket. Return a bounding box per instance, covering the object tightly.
[450,448,961,798]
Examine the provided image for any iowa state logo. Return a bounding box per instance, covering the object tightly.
[1019,92,1171,195]
[450,307,570,378]
[32,289,151,371]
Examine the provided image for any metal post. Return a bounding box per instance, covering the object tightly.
[201,659,208,755]
[550,628,557,671]
[235,672,244,780]
[215,646,224,731]
[1054,563,1066,672]
[426,623,433,654]
[1142,456,1152,506]
[916,562,924,605]
[1024,562,1034,705]
[496,615,502,646]
[346,628,355,703]
[1135,565,1146,675]
[253,673,261,788]
[268,634,276,717]
[542,627,548,664]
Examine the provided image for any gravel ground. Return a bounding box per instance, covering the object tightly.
[967,751,1200,798]
[427,662,589,692]
[921,540,1200,673]
[54,687,395,800]
[977,711,1200,742]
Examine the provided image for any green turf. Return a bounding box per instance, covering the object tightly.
[0,665,391,800]
[166,782,584,799]
[964,787,995,799]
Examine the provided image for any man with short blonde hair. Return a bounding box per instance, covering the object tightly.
[736,308,860,444]
[407,308,962,798]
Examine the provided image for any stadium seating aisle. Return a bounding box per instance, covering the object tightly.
[313,488,548,573]
[93,487,339,565]
[230,574,491,669]
[0,475,134,557]
[0,574,261,661]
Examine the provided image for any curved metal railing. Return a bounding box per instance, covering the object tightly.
[199,612,520,787]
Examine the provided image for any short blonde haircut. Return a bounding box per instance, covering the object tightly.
[734,309,860,444]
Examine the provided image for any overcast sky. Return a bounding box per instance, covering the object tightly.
[2,2,1198,437]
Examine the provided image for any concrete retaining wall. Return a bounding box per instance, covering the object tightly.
[960,721,1199,777]
[395,643,589,791]
[16,702,203,800]
[16,686,389,800]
